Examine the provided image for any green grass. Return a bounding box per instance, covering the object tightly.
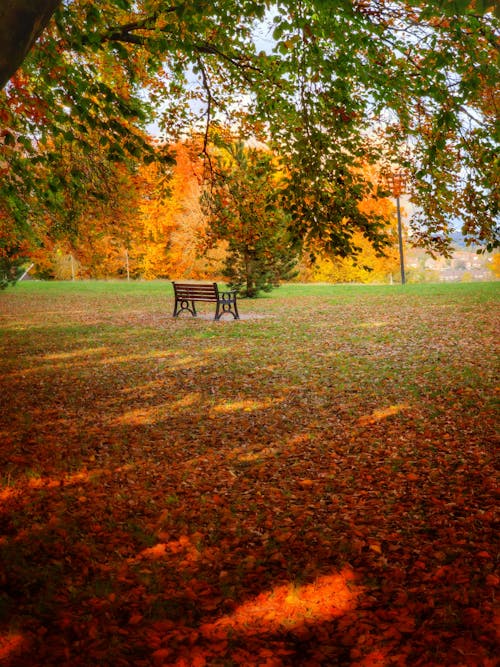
[10,277,498,296]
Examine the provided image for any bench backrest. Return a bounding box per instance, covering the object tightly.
[172,281,219,301]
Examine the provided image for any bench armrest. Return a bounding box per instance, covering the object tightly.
[219,290,237,300]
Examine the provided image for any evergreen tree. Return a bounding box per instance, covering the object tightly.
[202,140,299,297]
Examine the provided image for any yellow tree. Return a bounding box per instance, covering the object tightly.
[136,161,179,280]
[297,167,401,283]
[489,253,500,279]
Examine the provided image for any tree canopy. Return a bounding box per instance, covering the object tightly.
[1,0,498,270]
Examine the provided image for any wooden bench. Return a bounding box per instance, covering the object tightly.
[172,281,240,320]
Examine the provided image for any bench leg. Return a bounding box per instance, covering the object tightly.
[214,301,221,321]
[214,300,239,320]
[173,299,197,317]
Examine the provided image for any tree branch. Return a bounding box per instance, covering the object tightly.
[100,13,262,80]
[197,57,215,176]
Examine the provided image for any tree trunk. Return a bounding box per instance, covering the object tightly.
[0,0,61,89]
[244,252,255,298]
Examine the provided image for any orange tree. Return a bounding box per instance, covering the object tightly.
[137,140,221,281]
[26,133,146,279]
[201,140,299,297]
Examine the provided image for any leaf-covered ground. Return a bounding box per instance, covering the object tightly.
[0,281,498,666]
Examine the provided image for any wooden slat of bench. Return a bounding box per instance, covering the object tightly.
[175,289,217,297]
[174,283,218,301]
[177,295,217,302]
[174,283,215,288]
[173,283,216,290]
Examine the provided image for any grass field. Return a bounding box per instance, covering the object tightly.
[0,280,498,666]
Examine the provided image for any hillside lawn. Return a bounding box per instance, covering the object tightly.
[0,280,498,666]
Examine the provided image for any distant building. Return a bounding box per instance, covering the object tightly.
[406,246,496,282]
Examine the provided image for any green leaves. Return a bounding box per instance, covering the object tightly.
[425,0,500,18]
[0,0,498,261]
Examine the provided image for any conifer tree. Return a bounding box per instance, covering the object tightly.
[202,140,299,297]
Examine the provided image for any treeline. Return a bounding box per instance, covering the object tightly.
[23,137,401,292]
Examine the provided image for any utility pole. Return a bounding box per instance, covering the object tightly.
[386,171,407,285]
[395,193,405,285]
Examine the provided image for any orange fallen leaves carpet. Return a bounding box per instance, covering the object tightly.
[0,282,498,665]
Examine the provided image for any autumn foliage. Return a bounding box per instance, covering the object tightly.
[24,141,402,286]
[0,281,498,666]
[26,141,225,283]
[1,0,498,276]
